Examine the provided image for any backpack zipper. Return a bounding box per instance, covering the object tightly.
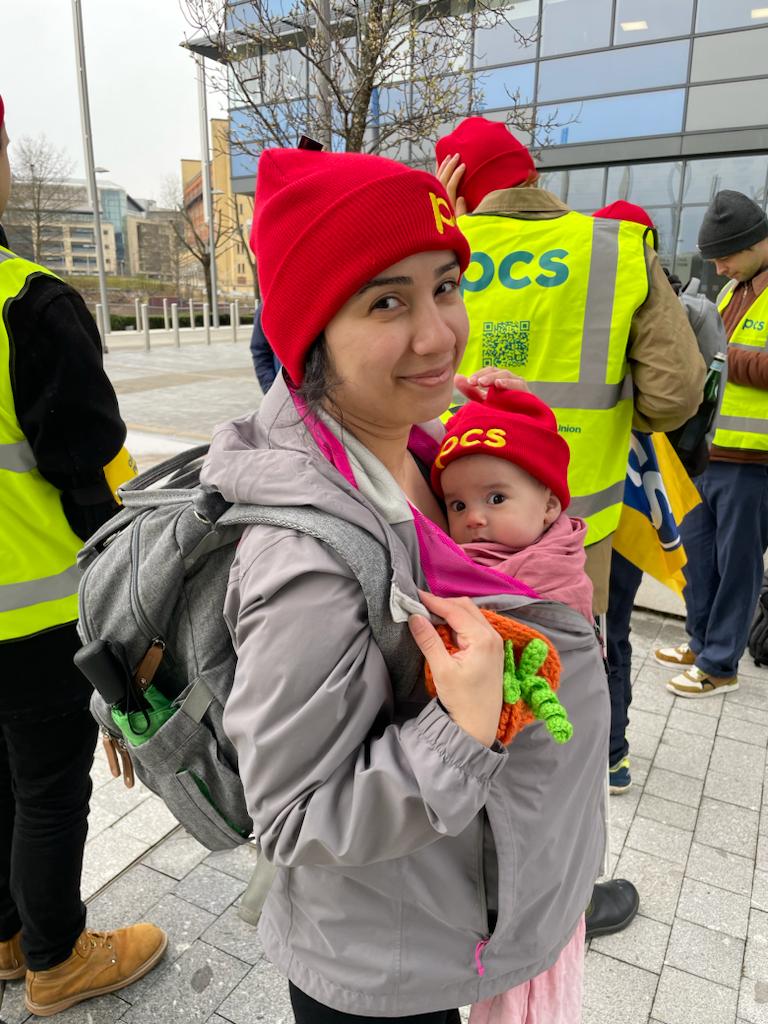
[129,511,163,643]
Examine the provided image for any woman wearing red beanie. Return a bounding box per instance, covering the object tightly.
[201,147,608,1024]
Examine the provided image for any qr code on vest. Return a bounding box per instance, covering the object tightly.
[482,321,530,367]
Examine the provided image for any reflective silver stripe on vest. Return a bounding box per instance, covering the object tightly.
[729,340,768,351]
[0,564,81,613]
[0,439,37,472]
[529,218,630,412]
[716,414,768,436]
[566,480,626,520]
[581,217,622,386]
[531,374,633,411]
[0,250,18,265]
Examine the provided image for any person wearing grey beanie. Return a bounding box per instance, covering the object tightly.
[655,189,768,699]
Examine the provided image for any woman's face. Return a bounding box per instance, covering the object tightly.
[322,249,469,434]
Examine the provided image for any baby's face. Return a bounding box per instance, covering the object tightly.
[441,455,561,549]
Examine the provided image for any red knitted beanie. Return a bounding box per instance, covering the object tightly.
[0,95,5,135]
[594,200,654,229]
[594,200,658,250]
[435,117,537,211]
[251,148,471,386]
[431,388,570,508]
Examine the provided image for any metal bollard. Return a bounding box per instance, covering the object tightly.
[230,303,237,343]
[134,297,142,332]
[188,298,194,329]
[163,297,170,332]
[234,299,240,331]
[203,303,211,345]
[95,303,106,345]
[142,303,150,351]
[171,303,180,348]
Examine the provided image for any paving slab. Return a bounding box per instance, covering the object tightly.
[652,965,739,1024]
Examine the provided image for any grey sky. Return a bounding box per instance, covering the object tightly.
[2,0,228,202]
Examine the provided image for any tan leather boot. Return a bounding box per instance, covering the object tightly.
[25,924,167,1017]
[0,930,26,980]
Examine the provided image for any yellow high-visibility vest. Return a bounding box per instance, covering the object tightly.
[713,284,768,452]
[0,245,83,641]
[456,211,649,546]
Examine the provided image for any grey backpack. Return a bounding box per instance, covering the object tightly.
[77,445,420,853]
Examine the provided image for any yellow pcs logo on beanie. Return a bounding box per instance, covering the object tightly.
[429,191,457,235]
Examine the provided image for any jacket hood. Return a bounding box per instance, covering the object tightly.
[200,374,406,555]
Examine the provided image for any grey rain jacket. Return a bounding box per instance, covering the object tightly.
[200,376,609,1017]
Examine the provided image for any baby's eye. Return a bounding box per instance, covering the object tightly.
[449,500,466,513]
[488,493,506,506]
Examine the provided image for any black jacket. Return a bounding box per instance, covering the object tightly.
[249,309,281,394]
[1,224,126,540]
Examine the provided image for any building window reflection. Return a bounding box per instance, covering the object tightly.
[613,0,694,43]
[537,89,685,146]
[541,0,613,57]
[606,162,682,207]
[537,40,689,103]
[682,155,768,206]
[695,0,768,33]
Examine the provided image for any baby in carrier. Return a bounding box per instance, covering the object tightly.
[432,387,593,626]
[431,388,596,1021]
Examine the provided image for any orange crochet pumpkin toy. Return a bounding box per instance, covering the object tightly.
[424,608,572,746]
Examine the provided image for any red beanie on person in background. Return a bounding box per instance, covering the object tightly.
[250,148,471,386]
[594,200,659,251]
[435,116,537,213]
[431,388,571,509]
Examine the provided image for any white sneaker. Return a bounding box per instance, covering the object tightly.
[667,666,738,698]
[654,641,696,669]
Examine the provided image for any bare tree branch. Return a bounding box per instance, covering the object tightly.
[179,0,565,167]
[7,135,76,263]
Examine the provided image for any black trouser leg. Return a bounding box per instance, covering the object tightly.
[605,551,643,767]
[289,983,462,1023]
[0,624,98,970]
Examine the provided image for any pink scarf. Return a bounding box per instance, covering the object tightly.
[461,514,594,623]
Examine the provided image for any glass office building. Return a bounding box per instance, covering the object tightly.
[223,0,768,298]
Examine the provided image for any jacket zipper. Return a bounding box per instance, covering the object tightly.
[475,810,492,976]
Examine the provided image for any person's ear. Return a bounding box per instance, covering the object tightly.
[543,490,561,526]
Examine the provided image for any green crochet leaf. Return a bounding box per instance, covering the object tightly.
[501,637,573,744]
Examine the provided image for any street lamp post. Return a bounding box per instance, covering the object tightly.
[196,53,219,327]
[71,0,110,352]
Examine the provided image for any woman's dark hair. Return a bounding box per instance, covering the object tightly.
[296,333,342,420]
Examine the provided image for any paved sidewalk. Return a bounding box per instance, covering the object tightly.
[3,343,764,1023]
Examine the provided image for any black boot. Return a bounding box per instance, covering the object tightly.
[585,879,639,939]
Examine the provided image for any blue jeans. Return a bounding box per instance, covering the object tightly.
[606,551,643,766]
[681,462,768,678]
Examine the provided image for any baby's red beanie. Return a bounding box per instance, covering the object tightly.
[251,148,471,386]
[431,388,571,509]
[435,117,537,211]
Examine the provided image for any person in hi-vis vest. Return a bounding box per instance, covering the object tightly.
[0,95,167,1016]
[436,117,705,944]
[656,191,768,698]
[436,117,705,615]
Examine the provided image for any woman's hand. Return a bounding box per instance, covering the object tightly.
[454,367,530,404]
[435,154,468,218]
[409,590,503,748]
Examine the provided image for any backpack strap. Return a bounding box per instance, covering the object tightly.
[218,503,421,703]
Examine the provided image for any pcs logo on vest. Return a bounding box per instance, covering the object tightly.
[462,249,570,294]
[744,318,766,331]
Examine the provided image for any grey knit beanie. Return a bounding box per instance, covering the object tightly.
[698,190,768,259]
